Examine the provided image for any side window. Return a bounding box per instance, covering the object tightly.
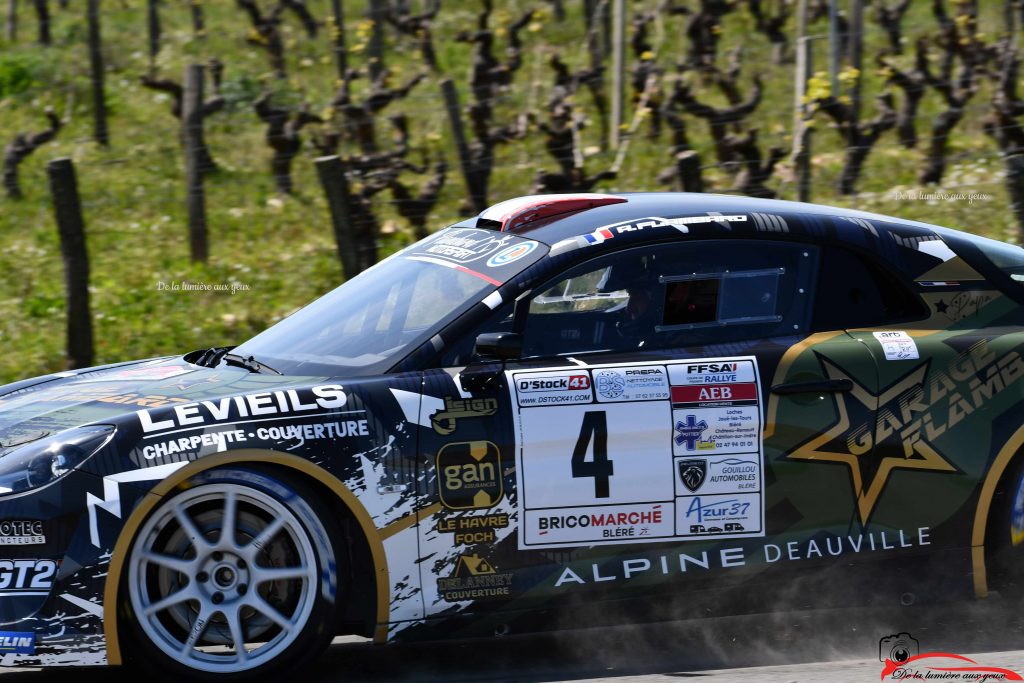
[811,246,927,331]
[440,240,818,365]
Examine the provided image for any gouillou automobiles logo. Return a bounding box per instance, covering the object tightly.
[785,354,960,525]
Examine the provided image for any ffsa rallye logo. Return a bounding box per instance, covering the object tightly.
[687,363,739,374]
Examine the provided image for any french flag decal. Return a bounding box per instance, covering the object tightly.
[584,227,615,244]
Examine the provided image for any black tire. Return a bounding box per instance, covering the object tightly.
[987,456,1024,599]
[119,467,341,681]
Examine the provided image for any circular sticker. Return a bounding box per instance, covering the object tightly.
[1011,470,1024,547]
[486,241,537,268]
[596,370,626,400]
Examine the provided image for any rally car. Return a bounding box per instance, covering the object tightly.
[1,192,1023,679]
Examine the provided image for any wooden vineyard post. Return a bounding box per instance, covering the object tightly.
[609,0,624,149]
[5,0,16,42]
[440,78,485,213]
[46,158,94,370]
[87,0,109,146]
[182,63,209,263]
[793,0,813,202]
[315,155,361,280]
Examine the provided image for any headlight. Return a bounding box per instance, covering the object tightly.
[0,425,115,494]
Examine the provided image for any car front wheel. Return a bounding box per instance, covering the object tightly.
[123,467,339,680]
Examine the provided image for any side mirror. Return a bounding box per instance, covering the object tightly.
[473,332,522,361]
[460,332,521,394]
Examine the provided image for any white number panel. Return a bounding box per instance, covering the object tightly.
[509,357,766,549]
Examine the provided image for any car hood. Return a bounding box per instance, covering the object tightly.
[0,357,329,449]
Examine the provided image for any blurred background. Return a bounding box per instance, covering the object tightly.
[0,0,1019,384]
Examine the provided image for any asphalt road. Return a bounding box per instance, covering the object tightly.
[2,599,1022,681]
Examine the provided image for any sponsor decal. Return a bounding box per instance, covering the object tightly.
[485,241,538,267]
[436,441,503,510]
[526,503,674,543]
[674,415,708,451]
[419,229,516,264]
[878,633,1022,681]
[552,527,932,587]
[50,387,190,408]
[80,365,193,383]
[437,554,513,602]
[678,460,706,493]
[580,215,747,246]
[668,361,756,386]
[676,457,760,495]
[593,366,670,403]
[511,357,765,549]
[673,406,759,455]
[784,342,1020,525]
[594,370,625,399]
[677,493,760,536]
[140,419,369,460]
[670,383,758,406]
[430,396,499,435]
[0,559,57,596]
[514,371,593,407]
[0,632,35,655]
[873,330,920,361]
[436,513,510,546]
[136,384,348,434]
[935,291,997,323]
[0,521,45,546]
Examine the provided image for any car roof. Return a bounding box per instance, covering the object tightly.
[469,192,955,246]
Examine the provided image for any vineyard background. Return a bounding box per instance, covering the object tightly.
[0,0,1019,383]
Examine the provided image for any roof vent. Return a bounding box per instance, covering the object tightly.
[476,194,627,232]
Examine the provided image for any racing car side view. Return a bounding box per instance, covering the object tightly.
[0,192,1022,679]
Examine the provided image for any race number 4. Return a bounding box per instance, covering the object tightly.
[571,411,614,498]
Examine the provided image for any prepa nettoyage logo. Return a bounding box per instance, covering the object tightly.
[878,632,1022,681]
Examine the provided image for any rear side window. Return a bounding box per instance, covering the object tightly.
[525,240,818,358]
[812,247,926,331]
[661,268,783,330]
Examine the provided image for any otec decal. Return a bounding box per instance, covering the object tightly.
[137,384,347,433]
[0,559,57,595]
[0,521,45,546]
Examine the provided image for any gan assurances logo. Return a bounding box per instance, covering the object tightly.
[879,632,1022,681]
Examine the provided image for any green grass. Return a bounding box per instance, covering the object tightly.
[0,1,1017,383]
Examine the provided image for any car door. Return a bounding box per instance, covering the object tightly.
[416,237,881,622]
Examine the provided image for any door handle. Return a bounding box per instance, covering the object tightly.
[770,379,853,395]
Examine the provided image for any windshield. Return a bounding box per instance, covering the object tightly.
[230,228,547,376]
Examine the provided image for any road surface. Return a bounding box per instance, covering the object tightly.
[2,600,1022,681]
